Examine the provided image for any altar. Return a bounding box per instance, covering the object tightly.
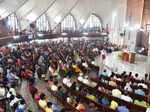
[121,50,136,63]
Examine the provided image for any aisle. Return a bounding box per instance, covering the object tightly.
[19,80,39,112]
[19,80,63,112]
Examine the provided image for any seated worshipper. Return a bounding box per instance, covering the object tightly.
[56,86,65,99]
[83,76,90,85]
[6,69,18,84]
[102,69,109,77]
[86,91,97,102]
[51,80,58,92]
[18,99,26,111]
[87,103,97,112]
[121,92,133,102]
[45,102,53,112]
[137,80,148,89]
[76,99,86,112]
[70,82,77,90]
[124,82,133,92]
[38,93,47,110]
[63,76,72,87]
[0,102,4,112]
[128,72,134,80]
[131,79,138,86]
[48,76,54,89]
[52,103,59,112]
[9,85,17,96]
[134,86,145,96]
[72,63,83,76]
[109,78,117,87]
[21,69,33,80]
[117,105,129,112]
[92,73,100,81]
[112,88,122,98]
[0,84,5,99]
[48,65,59,77]
[9,95,20,111]
[79,88,87,96]
[66,96,76,107]
[110,100,118,110]
[134,97,147,108]
[29,84,37,99]
[34,89,41,102]
[101,97,110,107]
[134,73,141,80]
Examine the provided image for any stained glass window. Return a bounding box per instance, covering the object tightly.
[61,14,76,33]
[83,14,101,32]
[6,13,20,32]
[36,14,50,32]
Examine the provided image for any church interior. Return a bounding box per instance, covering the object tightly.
[0,0,149,112]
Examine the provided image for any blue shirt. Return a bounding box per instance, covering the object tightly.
[135,89,145,96]
[117,106,129,112]
[101,98,110,107]
[102,72,109,77]
[6,73,14,83]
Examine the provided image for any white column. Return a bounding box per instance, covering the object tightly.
[146,44,150,74]
[124,30,138,51]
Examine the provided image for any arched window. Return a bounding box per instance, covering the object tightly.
[61,14,76,33]
[6,13,20,32]
[83,14,101,32]
[36,14,50,32]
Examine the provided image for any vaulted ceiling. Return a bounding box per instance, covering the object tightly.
[0,0,126,30]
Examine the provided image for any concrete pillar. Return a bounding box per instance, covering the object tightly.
[124,30,138,51]
[146,44,150,74]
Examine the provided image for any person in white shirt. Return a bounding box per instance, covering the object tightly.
[0,84,5,99]
[83,76,90,85]
[138,80,148,89]
[124,83,133,92]
[63,76,72,87]
[121,92,133,102]
[51,80,58,92]
[112,89,122,98]
[78,76,84,82]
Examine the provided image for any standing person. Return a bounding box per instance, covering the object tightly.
[99,50,106,75]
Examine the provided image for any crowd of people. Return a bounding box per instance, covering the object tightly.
[0,38,149,112]
[0,39,104,112]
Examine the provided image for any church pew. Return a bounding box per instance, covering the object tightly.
[100,75,149,94]
[77,79,146,112]
[90,77,148,102]
[47,88,80,112]
[62,83,118,112]
[115,74,150,88]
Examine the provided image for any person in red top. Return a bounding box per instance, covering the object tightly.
[76,99,86,112]
[29,83,37,99]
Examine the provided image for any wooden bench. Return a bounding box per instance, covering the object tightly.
[77,79,146,112]
[62,83,118,112]
[90,77,148,102]
[100,75,149,94]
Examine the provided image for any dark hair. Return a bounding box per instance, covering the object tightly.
[47,102,52,107]
[40,93,46,100]
[20,99,25,105]
[135,73,138,77]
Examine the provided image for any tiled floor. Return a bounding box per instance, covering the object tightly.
[103,52,147,79]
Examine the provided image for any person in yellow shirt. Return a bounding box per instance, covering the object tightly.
[39,93,47,110]
[45,102,53,112]
[72,63,83,75]
[110,100,118,110]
